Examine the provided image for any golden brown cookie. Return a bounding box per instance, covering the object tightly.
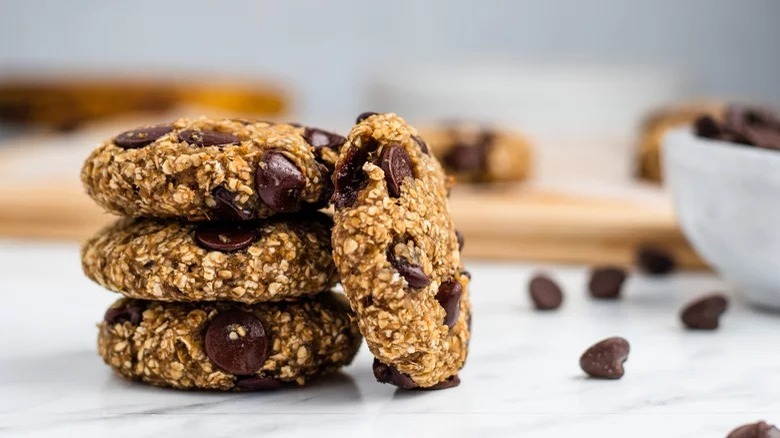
[331,112,470,389]
[417,121,532,183]
[98,292,362,391]
[81,117,344,220]
[82,213,337,303]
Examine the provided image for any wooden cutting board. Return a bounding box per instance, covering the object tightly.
[0,125,705,268]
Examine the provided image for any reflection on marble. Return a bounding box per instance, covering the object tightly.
[0,241,778,437]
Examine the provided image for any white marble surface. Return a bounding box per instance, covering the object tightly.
[0,240,778,438]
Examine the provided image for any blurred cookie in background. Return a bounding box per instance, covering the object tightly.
[635,101,724,183]
[418,121,532,184]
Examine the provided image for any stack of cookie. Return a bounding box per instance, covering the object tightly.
[80,118,362,390]
[81,113,471,391]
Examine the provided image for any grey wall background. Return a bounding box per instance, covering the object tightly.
[0,0,778,122]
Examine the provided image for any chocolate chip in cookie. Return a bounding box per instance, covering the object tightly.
[115,124,173,149]
[435,280,462,328]
[411,134,430,155]
[204,310,270,376]
[194,222,258,252]
[177,129,241,147]
[104,300,146,325]
[303,127,346,150]
[372,358,417,389]
[387,248,430,289]
[235,375,283,391]
[211,186,253,221]
[379,143,414,198]
[255,151,306,213]
[333,137,378,208]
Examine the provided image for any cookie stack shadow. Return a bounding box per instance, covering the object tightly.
[80,118,362,391]
[80,113,471,392]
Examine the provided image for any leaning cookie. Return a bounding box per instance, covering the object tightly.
[81,117,344,220]
[332,112,471,388]
[82,213,337,303]
[98,292,362,391]
[417,121,532,183]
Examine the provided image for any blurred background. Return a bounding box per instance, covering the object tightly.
[1,0,779,268]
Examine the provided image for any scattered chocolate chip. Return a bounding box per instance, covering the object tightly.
[372,358,417,389]
[588,266,627,299]
[177,129,240,147]
[379,143,413,197]
[235,375,283,391]
[303,127,346,150]
[387,249,431,289]
[194,222,258,252]
[115,124,173,149]
[333,137,378,209]
[529,274,563,310]
[356,112,378,123]
[255,151,306,213]
[727,420,780,438]
[211,186,253,221]
[455,229,465,251]
[412,135,430,155]
[204,310,270,375]
[435,280,462,328]
[418,374,461,391]
[579,337,630,379]
[104,300,145,325]
[680,293,728,330]
[636,245,676,275]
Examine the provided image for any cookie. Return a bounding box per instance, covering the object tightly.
[417,122,532,183]
[636,102,723,182]
[98,292,362,390]
[331,112,471,388]
[82,213,337,303]
[81,117,345,220]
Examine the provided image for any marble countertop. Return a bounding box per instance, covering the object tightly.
[0,240,777,437]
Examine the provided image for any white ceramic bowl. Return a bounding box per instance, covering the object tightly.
[664,129,780,309]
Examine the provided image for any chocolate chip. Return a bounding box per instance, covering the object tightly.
[443,143,485,172]
[588,266,627,299]
[115,124,173,149]
[727,421,780,438]
[435,280,462,328]
[333,138,378,209]
[455,229,465,251]
[303,127,346,150]
[387,249,431,289]
[379,143,413,198]
[356,112,378,123]
[177,129,240,146]
[194,222,258,252]
[372,358,417,389]
[636,245,676,275]
[255,151,305,213]
[419,374,461,391]
[680,293,728,330]
[694,115,723,139]
[579,337,630,379]
[412,135,430,155]
[529,274,563,310]
[204,310,269,376]
[211,186,253,221]
[104,300,145,325]
[310,162,334,209]
[235,375,282,391]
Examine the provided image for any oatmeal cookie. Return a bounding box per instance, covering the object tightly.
[97,292,362,390]
[417,121,532,183]
[332,112,471,389]
[82,213,337,303]
[81,117,344,220]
